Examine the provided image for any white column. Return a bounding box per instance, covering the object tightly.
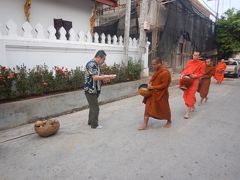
[142,41,151,77]
[123,0,131,66]
[139,0,148,77]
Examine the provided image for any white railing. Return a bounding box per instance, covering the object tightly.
[0,20,149,76]
[1,20,139,46]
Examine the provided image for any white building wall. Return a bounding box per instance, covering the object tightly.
[0,1,150,76]
[0,0,25,35]
[0,0,93,35]
[2,39,139,70]
[0,20,150,76]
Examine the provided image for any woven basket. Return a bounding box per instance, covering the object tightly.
[34,120,60,137]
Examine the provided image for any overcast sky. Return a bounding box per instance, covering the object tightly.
[198,0,240,18]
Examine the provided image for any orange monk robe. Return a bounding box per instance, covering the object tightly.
[214,62,226,83]
[198,65,215,98]
[145,67,171,121]
[181,59,206,107]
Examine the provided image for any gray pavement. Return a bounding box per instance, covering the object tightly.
[0,78,240,180]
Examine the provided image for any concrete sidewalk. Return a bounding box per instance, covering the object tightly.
[0,86,183,180]
[0,73,183,180]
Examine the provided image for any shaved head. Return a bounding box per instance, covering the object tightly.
[206,58,211,65]
[152,57,163,64]
[151,57,163,71]
[193,51,200,60]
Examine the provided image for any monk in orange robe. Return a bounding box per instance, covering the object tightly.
[180,51,205,119]
[198,59,215,104]
[214,59,226,84]
[138,58,172,130]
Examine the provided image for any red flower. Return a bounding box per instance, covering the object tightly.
[42,80,48,86]
[1,66,8,71]
[7,72,14,79]
[0,73,4,80]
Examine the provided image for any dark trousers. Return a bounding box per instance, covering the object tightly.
[85,92,99,128]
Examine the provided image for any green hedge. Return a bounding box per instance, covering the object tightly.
[0,59,142,101]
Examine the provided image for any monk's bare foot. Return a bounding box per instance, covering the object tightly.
[163,121,171,128]
[192,106,195,112]
[184,112,190,119]
[204,97,208,103]
[189,107,194,112]
[138,125,148,130]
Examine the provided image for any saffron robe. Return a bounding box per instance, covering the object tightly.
[181,59,206,107]
[145,67,171,121]
[214,62,226,83]
[198,65,215,98]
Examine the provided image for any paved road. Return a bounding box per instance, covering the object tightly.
[0,78,240,180]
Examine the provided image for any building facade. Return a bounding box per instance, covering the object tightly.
[0,0,149,76]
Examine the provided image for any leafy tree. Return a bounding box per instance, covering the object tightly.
[216,9,240,58]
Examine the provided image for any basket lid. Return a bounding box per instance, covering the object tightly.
[138,83,148,89]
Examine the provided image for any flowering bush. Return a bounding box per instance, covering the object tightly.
[0,66,16,98]
[101,59,142,83]
[28,65,54,95]
[124,59,142,80]
[53,66,71,91]
[69,67,85,90]
[0,60,142,101]
[14,65,28,97]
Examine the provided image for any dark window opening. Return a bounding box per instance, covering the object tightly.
[54,19,72,40]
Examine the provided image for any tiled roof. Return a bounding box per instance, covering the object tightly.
[96,0,118,7]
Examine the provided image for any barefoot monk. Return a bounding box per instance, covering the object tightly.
[214,59,226,85]
[138,58,172,130]
[198,58,215,104]
[180,51,205,119]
